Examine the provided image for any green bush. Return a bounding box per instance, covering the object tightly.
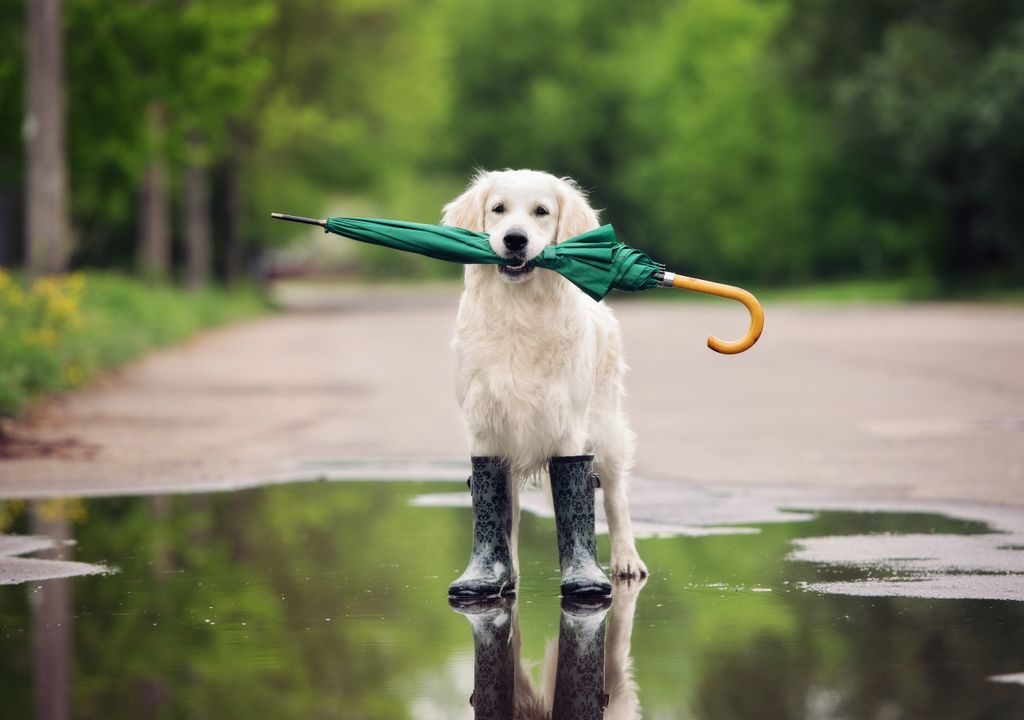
[0,270,266,419]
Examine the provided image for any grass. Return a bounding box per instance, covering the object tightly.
[750,278,939,304]
[754,279,1024,304]
[0,270,268,420]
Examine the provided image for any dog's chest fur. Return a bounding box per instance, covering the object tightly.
[453,272,597,463]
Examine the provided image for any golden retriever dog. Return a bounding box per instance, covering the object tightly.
[442,169,647,582]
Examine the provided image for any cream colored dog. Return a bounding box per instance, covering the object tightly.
[442,169,647,579]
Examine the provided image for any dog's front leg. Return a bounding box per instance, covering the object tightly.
[596,457,648,579]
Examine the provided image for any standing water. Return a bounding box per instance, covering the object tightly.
[1,479,1023,719]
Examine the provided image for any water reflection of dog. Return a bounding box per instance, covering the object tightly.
[450,578,644,719]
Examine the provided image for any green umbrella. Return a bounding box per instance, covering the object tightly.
[271,213,763,354]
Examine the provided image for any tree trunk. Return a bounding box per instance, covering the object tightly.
[0,181,19,267]
[183,132,211,290]
[223,136,244,286]
[25,0,70,277]
[137,104,171,281]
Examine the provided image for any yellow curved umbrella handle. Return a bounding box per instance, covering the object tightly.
[664,272,765,354]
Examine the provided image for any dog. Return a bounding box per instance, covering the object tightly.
[442,168,647,580]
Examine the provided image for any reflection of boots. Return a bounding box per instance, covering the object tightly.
[550,455,612,597]
[449,597,516,720]
[553,597,612,720]
[449,457,516,598]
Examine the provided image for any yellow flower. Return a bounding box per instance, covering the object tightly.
[0,268,10,289]
[47,293,79,322]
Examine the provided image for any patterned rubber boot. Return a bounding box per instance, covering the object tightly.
[550,455,612,597]
[449,596,516,720]
[552,597,612,720]
[449,457,516,598]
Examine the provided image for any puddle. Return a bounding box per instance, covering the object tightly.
[1,480,1023,719]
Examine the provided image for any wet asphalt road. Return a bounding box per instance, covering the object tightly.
[1,284,1022,508]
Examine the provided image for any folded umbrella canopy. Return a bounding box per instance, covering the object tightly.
[271,213,764,354]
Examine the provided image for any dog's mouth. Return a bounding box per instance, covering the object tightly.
[498,259,534,279]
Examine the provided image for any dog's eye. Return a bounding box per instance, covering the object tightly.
[492,203,505,214]
[534,206,549,217]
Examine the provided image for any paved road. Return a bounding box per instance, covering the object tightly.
[2,285,1022,507]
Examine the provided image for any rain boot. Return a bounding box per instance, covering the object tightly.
[449,596,516,720]
[550,455,612,597]
[552,597,612,720]
[449,457,516,598]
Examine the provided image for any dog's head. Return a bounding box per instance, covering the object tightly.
[442,169,599,285]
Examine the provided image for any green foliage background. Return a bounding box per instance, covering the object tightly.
[1,0,1022,288]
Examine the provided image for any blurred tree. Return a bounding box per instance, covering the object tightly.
[172,0,274,284]
[0,0,24,267]
[444,0,639,198]
[59,0,449,282]
[3,0,1022,288]
[25,0,70,276]
[245,0,454,238]
[137,103,171,280]
[443,0,854,283]
[611,0,841,283]
[782,0,1024,287]
[183,131,211,288]
[2,0,276,278]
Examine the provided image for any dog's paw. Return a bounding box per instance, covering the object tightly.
[610,546,648,579]
[612,572,648,599]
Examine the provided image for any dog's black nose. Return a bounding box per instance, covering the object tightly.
[503,230,528,254]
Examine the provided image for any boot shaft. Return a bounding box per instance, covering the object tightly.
[549,455,611,597]
[549,455,601,569]
[449,457,516,598]
[469,456,513,541]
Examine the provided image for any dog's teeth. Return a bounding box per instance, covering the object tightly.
[501,260,530,274]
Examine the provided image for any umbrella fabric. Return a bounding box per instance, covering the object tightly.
[324,217,497,265]
[322,217,662,302]
[532,225,661,301]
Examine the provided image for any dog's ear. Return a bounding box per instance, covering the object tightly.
[556,177,600,243]
[442,171,491,232]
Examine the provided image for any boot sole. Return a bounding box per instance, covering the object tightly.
[560,582,612,598]
[447,580,517,599]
